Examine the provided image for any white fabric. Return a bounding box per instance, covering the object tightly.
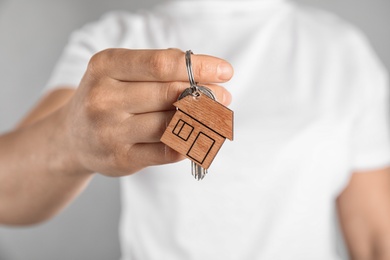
[46,1,390,259]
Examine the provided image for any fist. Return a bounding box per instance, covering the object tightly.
[62,49,233,176]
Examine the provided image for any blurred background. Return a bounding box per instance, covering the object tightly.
[0,0,389,259]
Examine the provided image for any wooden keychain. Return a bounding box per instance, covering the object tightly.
[161,50,234,180]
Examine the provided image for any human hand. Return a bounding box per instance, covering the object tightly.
[60,49,233,177]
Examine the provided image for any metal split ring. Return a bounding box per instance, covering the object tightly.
[185,50,196,87]
[184,50,216,100]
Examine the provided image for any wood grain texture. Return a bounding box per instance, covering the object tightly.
[173,95,233,140]
[161,94,233,169]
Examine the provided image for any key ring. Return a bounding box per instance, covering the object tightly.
[185,50,200,95]
[185,50,196,86]
[184,50,217,101]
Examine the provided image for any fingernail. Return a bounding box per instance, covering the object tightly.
[217,62,233,81]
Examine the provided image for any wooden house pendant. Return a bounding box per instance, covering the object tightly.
[160,51,234,180]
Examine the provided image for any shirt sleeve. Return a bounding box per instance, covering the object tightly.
[350,32,390,171]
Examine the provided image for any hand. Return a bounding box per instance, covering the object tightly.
[60,48,234,177]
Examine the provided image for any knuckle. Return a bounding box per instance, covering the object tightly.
[161,81,184,103]
[81,87,117,136]
[83,86,105,116]
[88,52,105,77]
[87,49,115,78]
[149,51,174,80]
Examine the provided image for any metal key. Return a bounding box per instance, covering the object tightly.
[177,85,216,180]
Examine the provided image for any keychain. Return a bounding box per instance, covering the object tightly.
[161,50,234,180]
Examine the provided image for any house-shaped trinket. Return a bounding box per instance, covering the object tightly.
[161,94,233,169]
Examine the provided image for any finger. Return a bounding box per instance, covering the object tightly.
[115,81,232,114]
[128,142,185,169]
[118,111,175,144]
[89,48,234,83]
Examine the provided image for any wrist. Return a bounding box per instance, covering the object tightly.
[48,106,94,177]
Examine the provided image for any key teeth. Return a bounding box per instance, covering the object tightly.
[191,162,207,181]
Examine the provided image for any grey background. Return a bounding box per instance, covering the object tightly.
[0,0,389,259]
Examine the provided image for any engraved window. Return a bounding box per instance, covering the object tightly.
[173,119,194,141]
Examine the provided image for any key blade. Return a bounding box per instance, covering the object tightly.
[192,161,207,181]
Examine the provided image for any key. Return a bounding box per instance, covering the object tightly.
[160,50,234,180]
[177,85,217,180]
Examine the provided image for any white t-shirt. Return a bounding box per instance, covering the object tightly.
[46,0,390,259]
